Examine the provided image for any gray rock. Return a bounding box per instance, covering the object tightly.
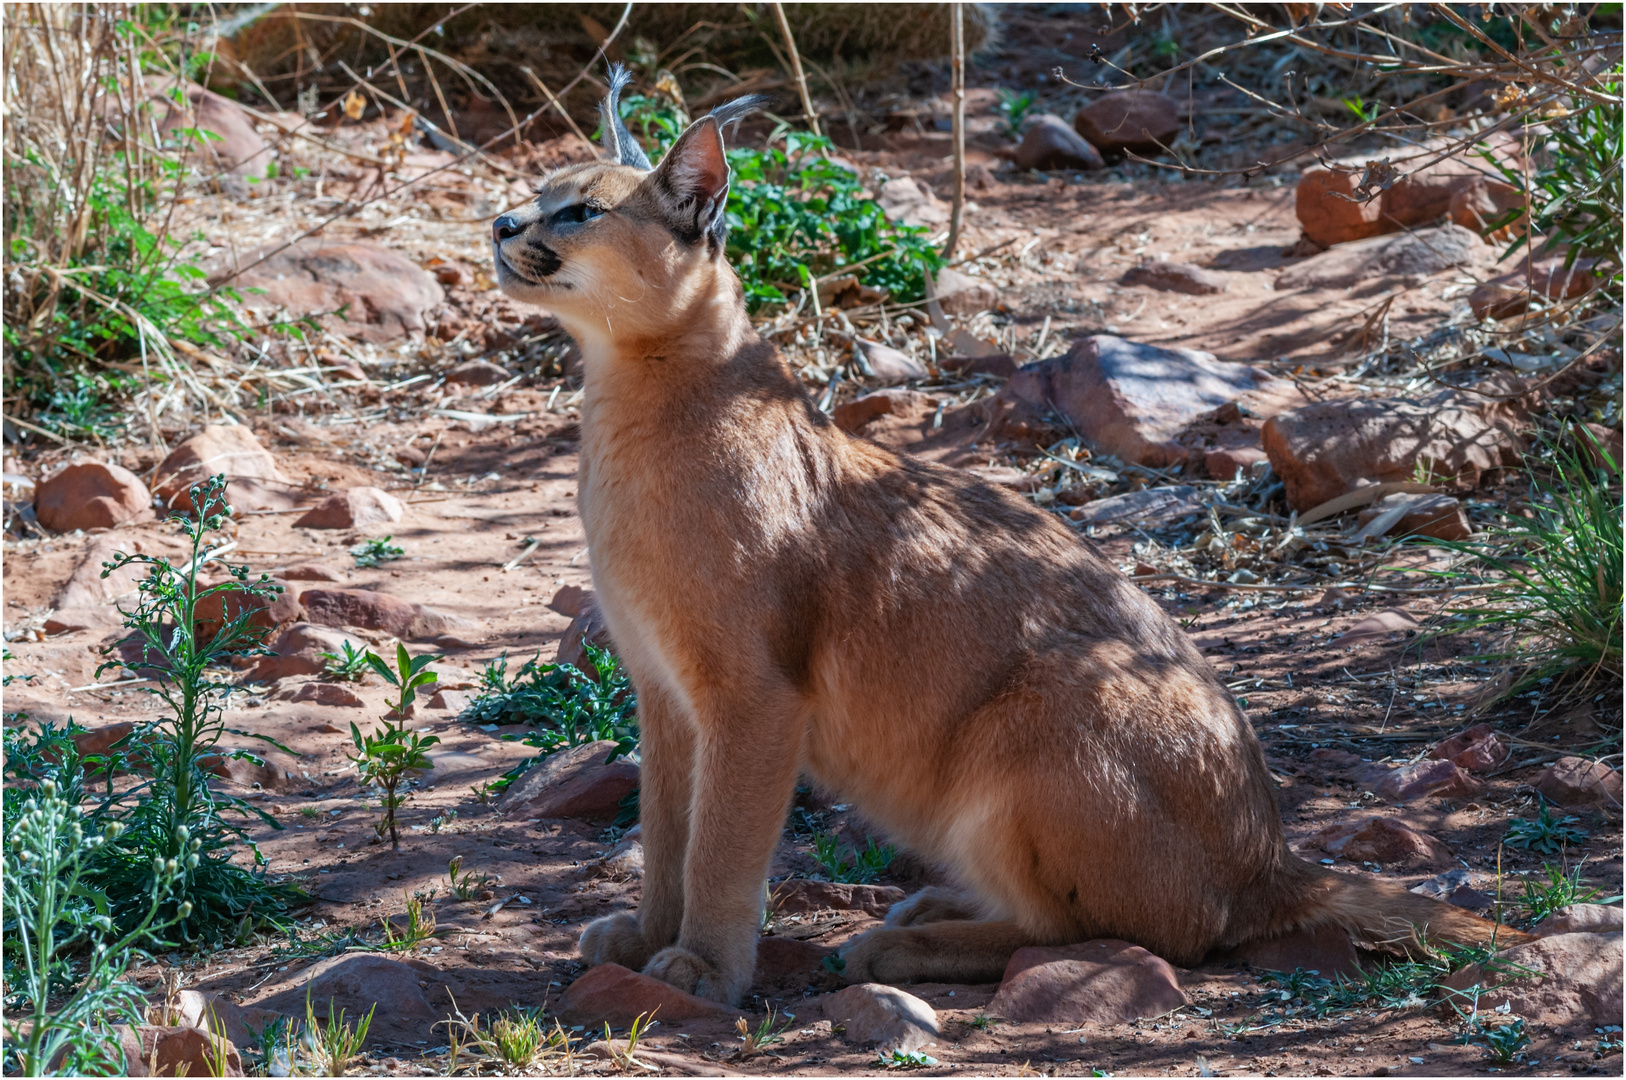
[1014,115,1103,172]
[824,983,938,1053]
[1275,224,1482,290]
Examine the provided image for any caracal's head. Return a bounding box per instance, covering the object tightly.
[491,65,760,350]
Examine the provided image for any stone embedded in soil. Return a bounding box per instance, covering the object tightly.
[968,465,1044,492]
[1309,747,1363,771]
[1306,817,1453,869]
[877,175,949,228]
[933,266,999,317]
[557,963,744,1027]
[1334,607,1418,645]
[201,751,294,791]
[1351,758,1481,803]
[444,359,513,386]
[1209,924,1362,979]
[1535,904,1624,937]
[153,424,289,513]
[496,738,638,823]
[53,535,147,613]
[194,577,301,639]
[992,335,1297,468]
[1275,224,1483,291]
[547,583,592,618]
[158,82,270,178]
[1261,388,1525,512]
[125,1024,244,1078]
[770,880,906,919]
[294,486,404,530]
[71,721,135,760]
[855,338,928,385]
[1429,723,1508,774]
[299,588,464,641]
[1067,486,1206,527]
[173,990,285,1056]
[834,389,937,434]
[1440,932,1624,1028]
[425,688,474,712]
[1122,260,1227,296]
[1014,114,1103,172]
[823,983,939,1053]
[1073,90,1179,157]
[249,622,363,681]
[214,239,445,343]
[289,682,366,707]
[591,834,644,880]
[256,953,440,1046]
[1535,756,1623,809]
[556,599,613,672]
[990,939,1188,1025]
[1469,280,1532,321]
[280,563,345,582]
[1355,493,1472,542]
[33,461,154,533]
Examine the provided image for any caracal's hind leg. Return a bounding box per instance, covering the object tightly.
[883,887,985,927]
[840,919,1036,985]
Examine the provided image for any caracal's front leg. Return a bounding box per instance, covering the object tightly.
[642,684,803,1005]
[579,682,693,970]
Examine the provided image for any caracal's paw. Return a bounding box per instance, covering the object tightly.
[838,926,920,985]
[643,945,743,1006]
[579,912,650,970]
[884,886,981,927]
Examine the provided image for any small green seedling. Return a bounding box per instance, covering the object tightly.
[304,986,374,1076]
[447,856,494,901]
[319,641,370,682]
[351,536,404,568]
[1504,803,1589,854]
[878,1048,938,1068]
[298,805,320,820]
[348,645,440,851]
[382,889,436,948]
[734,1006,790,1059]
[1460,1012,1531,1064]
[996,87,1037,137]
[812,831,895,884]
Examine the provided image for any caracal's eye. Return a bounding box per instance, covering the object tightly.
[553,203,605,226]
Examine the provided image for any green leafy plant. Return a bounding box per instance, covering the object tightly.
[1517,861,1601,925]
[2,779,190,1076]
[319,640,371,682]
[91,473,299,942]
[734,1006,791,1059]
[1259,939,1503,1019]
[351,536,404,568]
[1425,430,1622,702]
[996,88,1038,137]
[1504,803,1590,855]
[470,643,639,764]
[1460,1011,1532,1064]
[454,1006,564,1073]
[382,888,437,948]
[968,1012,994,1031]
[811,831,895,884]
[446,856,494,901]
[878,1049,939,1068]
[304,986,374,1076]
[349,644,441,851]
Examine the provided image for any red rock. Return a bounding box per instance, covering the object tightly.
[1261,389,1524,511]
[281,564,345,582]
[1295,165,1386,248]
[131,1024,244,1077]
[1449,177,1525,235]
[1430,724,1508,774]
[71,721,136,760]
[1122,261,1227,296]
[855,339,928,385]
[877,175,948,228]
[823,984,938,1053]
[1336,608,1418,644]
[193,578,300,640]
[1351,758,1481,803]
[1355,493,1473,541]
[1535,756,1622,809]
[52,535,148,611]
[1534,904,1623,937]
[770,880,906,919]
[249,622,363,681]
[1074,91,1179,157]
[1014,114,1103,171]
[1209,924,1362,979]
[1469,280,1530,321]
[939,352,1018,378]
[1307,817,1454,868]
[754,936,835,986]
[992,336,1299,469]
[556,601,613,672]
[158,83,270,178]
[1441,933,1623,1027]
[497,739,638,823]
[42,610,108,635]
[299,588,461,641]
[933,267,999,317]
[558,963,744,1026]
[173,989,286,1054]
[1205,444,1268,481]
[34,461,153,533]
[294,487,404,529]
[833,389,937,434]
[290,682,366,707]
[1309,747,1363,770]
[990,939,1188,1024]
[547,584,591,618]
[153,425,288,514]
[201,752,294,791]
[214,239,445,343]
[425,688,474,712]
[1275,224,1482,290]
[256,953,441,1045]
[445,360,512,386]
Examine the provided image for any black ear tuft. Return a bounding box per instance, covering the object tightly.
[648,94,764,248]
[599,63,653,170]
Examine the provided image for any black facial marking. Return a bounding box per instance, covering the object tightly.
[526,243,562,278]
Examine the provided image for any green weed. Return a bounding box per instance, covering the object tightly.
[349,644,440,851]
[319,641,371,682]
[811,831,895,884]
[1517,861,1600,925]
[382,889,437,949]
[877,1048,938,1068]
[734,1006,791,1059]
[1504,803,1590,854]
[996,88,1038,137]
[447,856,494,901]
[351,536,404,568]
[450,1005,563,1072]
[1259,940,1498,1019]
[304,986,374,1076]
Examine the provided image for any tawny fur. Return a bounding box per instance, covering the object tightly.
[492,105,1525,1007]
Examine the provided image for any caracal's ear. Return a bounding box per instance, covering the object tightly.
[649,95,764,248]
[599,62,652,170]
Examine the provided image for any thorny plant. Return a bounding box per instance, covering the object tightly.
[1503,802,1590,855]
[91,473,299,942]
[1257,936,1513,1020]
[349,644,441,850]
